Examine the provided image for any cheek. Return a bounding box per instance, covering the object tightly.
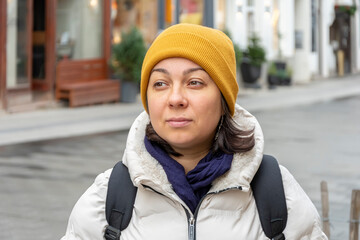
[147,92,164,122]
[197,92,222,116]
[195,95,223,131]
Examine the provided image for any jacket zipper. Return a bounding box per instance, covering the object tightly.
[188,216,195,240]
[184,193,212,240]
[143,185,198,240]
[144,184,243,240]
[185,187,243,240]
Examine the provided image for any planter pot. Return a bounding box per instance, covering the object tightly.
[280,77,291,86]
[267,75,291,87]
[240,62,261,84]
[121,81,139,103]
[267,75,279,89]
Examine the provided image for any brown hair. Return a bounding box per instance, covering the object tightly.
[145,97,255,157]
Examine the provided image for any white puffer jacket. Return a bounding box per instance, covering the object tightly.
[61,104,327,240]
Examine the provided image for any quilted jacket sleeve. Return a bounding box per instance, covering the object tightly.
[280,166,328,240]
[60,169,112,240]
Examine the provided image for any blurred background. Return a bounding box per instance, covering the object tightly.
[0,0,360,239]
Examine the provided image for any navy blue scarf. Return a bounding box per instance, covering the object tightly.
[144,137,233,213]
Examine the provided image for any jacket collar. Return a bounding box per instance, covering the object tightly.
[122,104,264,195]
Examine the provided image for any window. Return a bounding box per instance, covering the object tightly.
[311,0,317,52]
[179,0,204,25]
[56,0,104,60]
[111,0,158,45]
[7,0,29,88]
[216,0,226,30]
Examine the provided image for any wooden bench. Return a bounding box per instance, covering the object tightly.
[56,58,120,107]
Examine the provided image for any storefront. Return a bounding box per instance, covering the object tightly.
[0,0,112,112]
[110,0,220,46]
[111,0,159,45]
[0,0,218,112]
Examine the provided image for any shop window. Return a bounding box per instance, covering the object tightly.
[56,0,104,60]
[216,0,226,30]
[179,0,204,25]
[111,0,158,45]
[6,0,29,88]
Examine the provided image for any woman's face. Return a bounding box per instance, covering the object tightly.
[147,58,223,153]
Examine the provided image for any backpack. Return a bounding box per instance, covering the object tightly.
[104,154,287,240]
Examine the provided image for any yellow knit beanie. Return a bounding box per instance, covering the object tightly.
[141,23,238,116]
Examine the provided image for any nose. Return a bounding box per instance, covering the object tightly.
[168,86,188,108]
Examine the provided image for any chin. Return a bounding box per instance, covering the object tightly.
[166,138,195,149]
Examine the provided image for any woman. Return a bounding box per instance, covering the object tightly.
[62,24,327,239]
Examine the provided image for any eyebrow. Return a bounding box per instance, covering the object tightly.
[183,67,205,75]
[151,68,169,75]
[150,67,205,75]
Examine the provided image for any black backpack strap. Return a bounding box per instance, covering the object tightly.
[251,154,288,240]
[104,161,137,240]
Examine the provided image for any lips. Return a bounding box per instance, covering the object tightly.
[166,118,192,128]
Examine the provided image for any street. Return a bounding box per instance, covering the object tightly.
[255,96,360,239]
[1,96,360,240]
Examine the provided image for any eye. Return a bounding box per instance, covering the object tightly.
[188,80,204,87]
[153,81,167,88]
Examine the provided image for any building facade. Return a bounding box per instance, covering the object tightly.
[1,0,112,112]
[1,0,359,112]
[225,0,360,84]
[0,0,220,112]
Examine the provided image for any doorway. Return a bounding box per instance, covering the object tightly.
[6,0,33,107]
[32,0,46,90]
[330,7,352,75]
[32,0,56,101]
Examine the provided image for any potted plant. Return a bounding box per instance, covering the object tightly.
[267,61,279,89]
[240,34,266,88]
[267,61,292,89]
[111,26,147,102]
[282,67,292,86]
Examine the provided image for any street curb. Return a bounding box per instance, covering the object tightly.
[0,104,143,147]
[239,77,360,112]
[0,76,359,147]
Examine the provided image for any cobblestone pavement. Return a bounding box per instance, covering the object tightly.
[0,96,359,240]
[254,96,360,240]
[0,132,127,240]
